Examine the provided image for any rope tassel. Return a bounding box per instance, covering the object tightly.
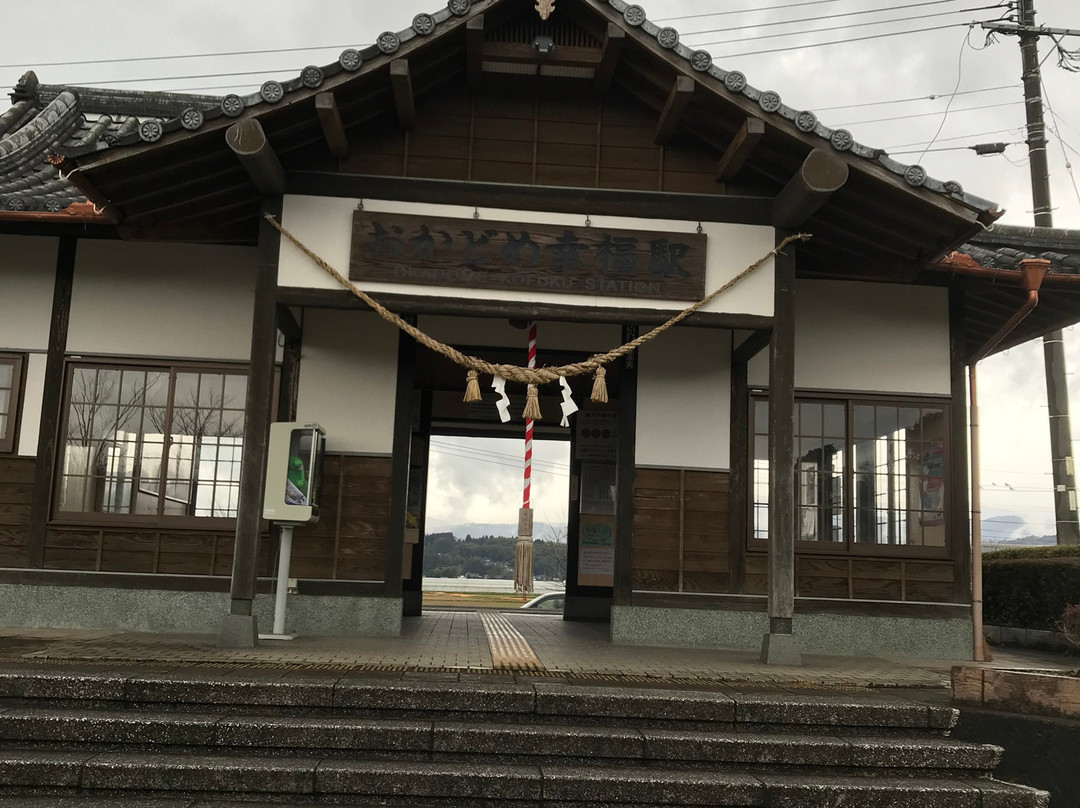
[464,369,482,403]
[522,384,542,420]
[590,367,608,404]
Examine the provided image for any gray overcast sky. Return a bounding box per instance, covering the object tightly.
[3,0,1080,537]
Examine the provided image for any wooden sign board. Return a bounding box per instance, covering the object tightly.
[349,211,707,301]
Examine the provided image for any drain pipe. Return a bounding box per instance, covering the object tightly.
[967,258,1048,661]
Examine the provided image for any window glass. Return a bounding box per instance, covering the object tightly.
[0,354,24,453]
[58,364,247,520]
[752,395,948,552]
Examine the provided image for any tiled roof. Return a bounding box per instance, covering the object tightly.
[953,224,1080,275]
[1,0,1000,222]
[0,71,223,217]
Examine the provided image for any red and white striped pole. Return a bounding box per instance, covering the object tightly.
[523,321,537,509]
[515,322,537,595]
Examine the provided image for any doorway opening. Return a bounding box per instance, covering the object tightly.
[418,434,569,613]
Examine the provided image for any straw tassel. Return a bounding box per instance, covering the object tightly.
[590,367,608,404]
[464,369,482,403]
[522,384,542,420]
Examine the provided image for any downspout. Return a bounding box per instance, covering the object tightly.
[966,257,1048,661]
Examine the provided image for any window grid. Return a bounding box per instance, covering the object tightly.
[752,395,948,553]
[0,353,25,454]
[57,363,248,524]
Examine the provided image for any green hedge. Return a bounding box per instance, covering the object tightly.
[982,552,1080,631]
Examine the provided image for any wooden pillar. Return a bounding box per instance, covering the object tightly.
[27,236,77,568]
[728,339,749,594]
[613,324,638,607]
[402,390,433,617]
[950,287,973,604]
[761,232,802,665]
[218,198,282,649]
[384,324,416,600]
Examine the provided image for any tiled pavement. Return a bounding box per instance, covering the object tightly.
[0,611,1071,690]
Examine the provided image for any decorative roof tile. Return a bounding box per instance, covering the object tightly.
[1,0,1000,219]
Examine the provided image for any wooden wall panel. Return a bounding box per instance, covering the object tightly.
[0,457,34,565]
[632,467,730,594]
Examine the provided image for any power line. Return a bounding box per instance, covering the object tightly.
[654,0,840,23]
[883,126,1020,149]
[688,9,1001,50]
[833,100,1020,128]
[0,43,366,72]
[683,0,999,39]
[814,84,1018,112]
[706,21,988,58]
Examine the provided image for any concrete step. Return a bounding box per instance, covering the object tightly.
[0,666,958,733]
[0,751,1050,806]
[0,707,1001,774]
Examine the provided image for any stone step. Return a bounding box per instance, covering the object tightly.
[0,707,1001,774]
[0,752,1049,806]
[0,666,958,733]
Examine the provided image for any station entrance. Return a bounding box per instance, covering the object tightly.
[400,335,625,624]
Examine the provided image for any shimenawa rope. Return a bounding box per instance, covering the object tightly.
[265,214,809,418]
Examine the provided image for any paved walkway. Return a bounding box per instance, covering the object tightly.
[0,611,1072,690]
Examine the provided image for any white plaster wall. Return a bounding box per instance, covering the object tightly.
[295,309,399,454]
[636,327,731,470]
[279,195,774,317]
[419,316,621,352]
[748,279,951,396]
[68,241,257,360]
[0,235,57,351]
[16,353,47,456]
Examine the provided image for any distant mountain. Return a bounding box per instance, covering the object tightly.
[426,522,568,542]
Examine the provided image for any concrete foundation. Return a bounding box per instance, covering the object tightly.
[0,584,403,638]
[611,605,973,660]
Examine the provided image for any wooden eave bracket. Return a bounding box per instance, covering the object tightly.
[654,75,694,145]
[225,117,287,197]
[315,92,348,160]
[771,148,849,229]
[391,59,416,130]
[595,23,625,92]
[467,15,484,86]
[732,328,773,364]
[716,118,765,182]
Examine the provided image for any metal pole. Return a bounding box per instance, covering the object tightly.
[271,525,294,637]
[1017,0,1080,544]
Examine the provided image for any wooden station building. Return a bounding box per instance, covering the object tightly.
[3,0,1080,657]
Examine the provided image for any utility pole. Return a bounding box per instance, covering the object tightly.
[983,0,1080,544]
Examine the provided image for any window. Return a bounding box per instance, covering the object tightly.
[0,353,26,454]
[752,395,949,553]
[56,363,248,523]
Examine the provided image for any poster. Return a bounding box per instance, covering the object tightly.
[577,513,615,587]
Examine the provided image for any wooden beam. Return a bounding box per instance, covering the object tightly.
[466,15,484,87]
[763,231,799,661]
[385,325,417,599]
[732,328,772,364]
[614,325,639,608]
[771,148,849,228]
[27,236,76,568]
[654,75,695,145]
[275,303,302,345]
[595,23,625,92]
[715,118,765,182]
[390,59,415,130]
[728,344,749,595]
[286,172,775,225]
[224,118,286,196]
[314,92,348,160]
[222,198,281,646]
[950,286,972,605]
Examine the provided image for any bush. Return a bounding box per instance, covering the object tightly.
[983,554,1080,631]
[1060,604,1080,648]
[983,544,1080,561]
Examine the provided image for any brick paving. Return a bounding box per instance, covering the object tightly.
[0,611,1070,690]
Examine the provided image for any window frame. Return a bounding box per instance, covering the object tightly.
[749,389,952,560]
[0,352,27,455]
[52,357,254,530]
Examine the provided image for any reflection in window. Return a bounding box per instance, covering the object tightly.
[58,365,247,520]
[0,354,25,453]
[752,396,947,549]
